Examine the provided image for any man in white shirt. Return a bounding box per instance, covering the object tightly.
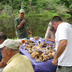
[52,16,72,72]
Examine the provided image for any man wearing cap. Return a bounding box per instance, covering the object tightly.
[14,9,32,39]
[45,22,56,42]
[0,39,34,72]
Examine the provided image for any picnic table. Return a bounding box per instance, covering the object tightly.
[19,37,57,72]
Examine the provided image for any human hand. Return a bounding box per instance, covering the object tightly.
[46,38,48,41]
[21,19,25,24]
[28,31,32,34]
[52,58,57,66]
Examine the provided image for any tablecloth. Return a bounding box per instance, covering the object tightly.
[19,37,57,72]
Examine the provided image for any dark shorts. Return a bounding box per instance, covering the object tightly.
[56,66,72,72]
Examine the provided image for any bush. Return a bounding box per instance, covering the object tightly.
[69,4,72,14]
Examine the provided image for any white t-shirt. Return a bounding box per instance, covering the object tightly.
[55,22,72,66]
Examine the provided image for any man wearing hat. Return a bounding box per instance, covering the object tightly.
[14,9,32,39]
[0,39,34,72]
[45,22,56,42]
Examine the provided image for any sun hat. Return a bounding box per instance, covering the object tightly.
[0,39,20,49]
[19,9,25,13]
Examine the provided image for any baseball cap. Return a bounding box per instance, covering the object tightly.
[48,22,53,30]
[19,9,25,13]
[0,39,20,49]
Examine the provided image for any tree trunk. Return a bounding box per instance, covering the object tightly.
[21,0,24,9]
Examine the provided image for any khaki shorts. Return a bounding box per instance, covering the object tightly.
[56,66,72,72]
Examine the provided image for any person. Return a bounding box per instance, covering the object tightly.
[0,32,7,71]
[14,9,32,39]
[45,22,56,42]
[52,16,72,72]
[0,39,34,72]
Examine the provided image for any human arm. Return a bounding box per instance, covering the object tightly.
[0,58,6,68]
[52,39,67,66]
[46,38,55,42]
[27,29,32,34]
[45,29,55,42]
[16,19,25,30]
[45,29,50,39]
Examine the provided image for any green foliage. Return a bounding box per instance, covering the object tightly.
[25,10,60,37]
[0,0,72,38]
[31,0,37,5]
[56,4,67,15]
[64,13,71,18]
[69,4,72,13]
[0,5,16,38]
[13,9,19,18]
[0,14,9,19]
[36,0,56,10]
[36,0,67,16]
[0,3,3,10]
[13,38,17,40]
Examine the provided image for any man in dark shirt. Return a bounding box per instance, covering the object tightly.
[14,9,31,39]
